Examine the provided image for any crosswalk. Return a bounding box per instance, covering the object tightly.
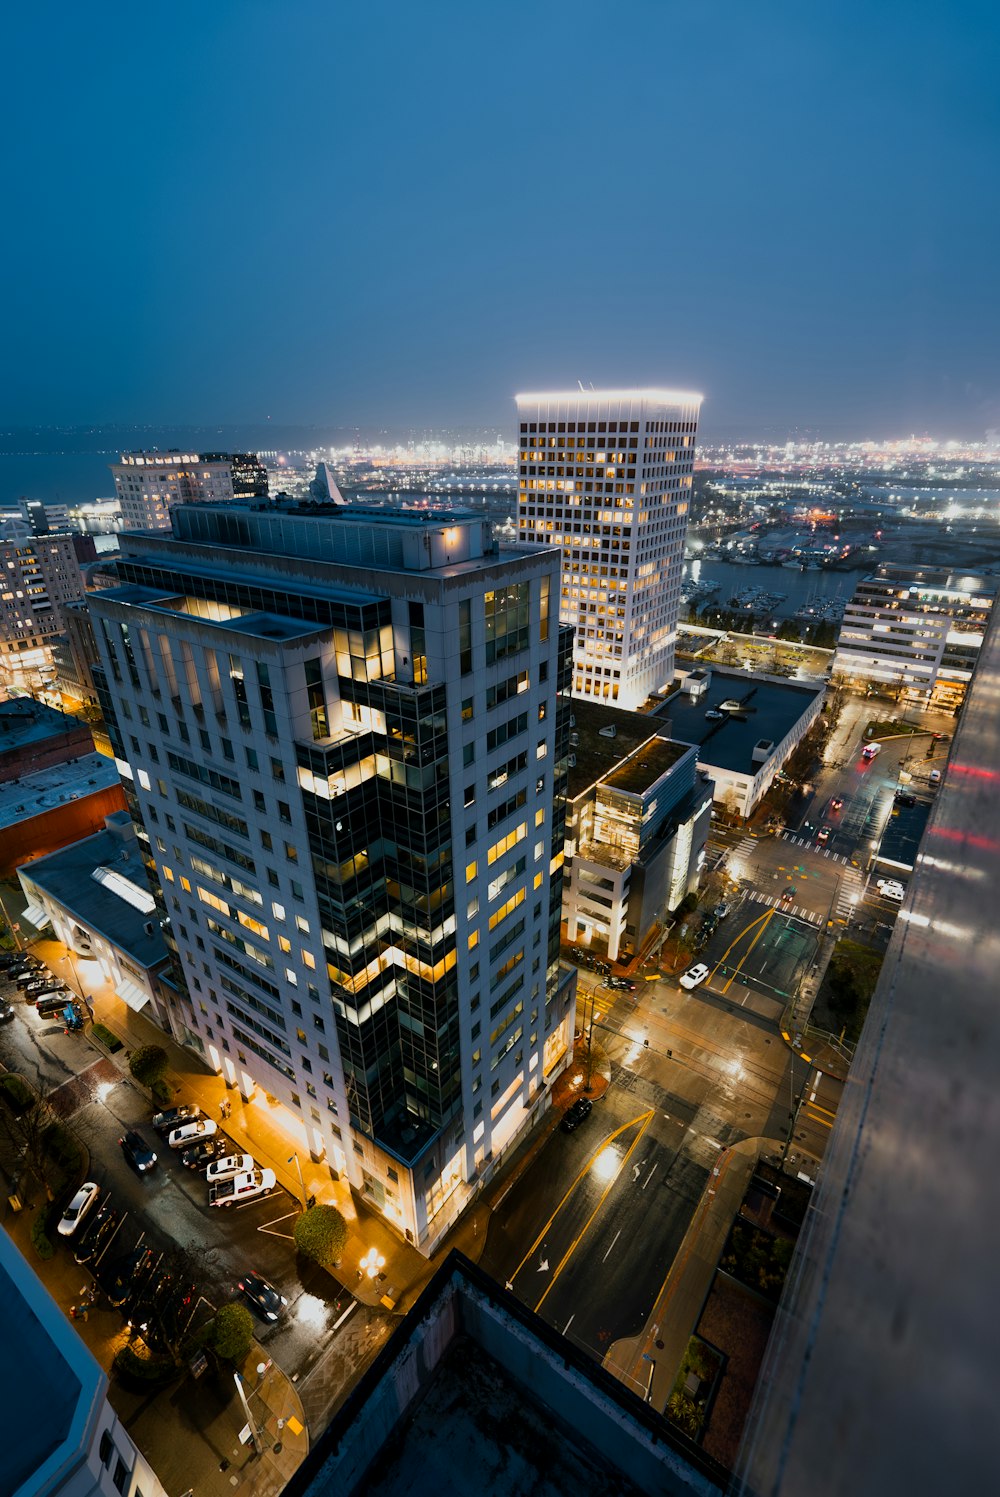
[834,864,865,919]
[749,892,823,927]
[779,831,854,866]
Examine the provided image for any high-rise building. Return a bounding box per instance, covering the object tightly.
[0,520,88,694]
[832,564,995,709]
[90,503,576,1252]
[516,388,702,710]
[201,451,270,500]
[110,450,268,530]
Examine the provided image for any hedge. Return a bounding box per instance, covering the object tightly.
[31,1205,56,1261]
[112,1344,179,1389]
[91,1022,123,1053]
[0,1074,34,1114]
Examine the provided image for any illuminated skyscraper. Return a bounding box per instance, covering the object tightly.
[516,389,702,710]
[89,503,576,1252]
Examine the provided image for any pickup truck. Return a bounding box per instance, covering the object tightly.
[208,1168,276,1208]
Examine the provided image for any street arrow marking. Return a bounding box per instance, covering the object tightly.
[538,1256,549,1272]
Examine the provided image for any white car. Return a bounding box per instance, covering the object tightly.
[876,879,905,903]
[168,1118,218,1150]
[680,963,710,991]
[58,1181,101,1237]
[861,742,881,761]
[205,1153,254,1184]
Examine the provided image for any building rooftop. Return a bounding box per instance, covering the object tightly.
[0,1230,97,1496]
[286,1253,721,1497]
[875,797,932,873]
[662,669,824,777]
[603,737,690,797]
[0,698,89,754]
[20,818,167,969]
[515,387,704,407]
[0,753,121,832]
[567,699,670,800]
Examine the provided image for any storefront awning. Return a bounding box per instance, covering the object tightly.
[20,902,51,931]
[117,978,151,1012]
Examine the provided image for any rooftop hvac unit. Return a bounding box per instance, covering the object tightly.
[567,753,577,768]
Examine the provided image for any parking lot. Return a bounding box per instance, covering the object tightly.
[0,956,360,1385]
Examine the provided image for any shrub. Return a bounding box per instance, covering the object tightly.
[0,1074,34,1114]
[203,1302,255,1363]
[91,1022,122,1053]
[294,1203,348,1266]
[129,1045,168,1088]
[42,1121,84,1196]
[112,1344,179,1388]
[30,1205,55,1261]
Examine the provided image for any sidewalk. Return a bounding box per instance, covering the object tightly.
[602,1135,768,1410]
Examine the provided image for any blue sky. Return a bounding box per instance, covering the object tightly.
[3,0,998,439]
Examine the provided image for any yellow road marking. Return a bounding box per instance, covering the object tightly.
[534,1109,656,1314]
[508,1109,655,1288]
[805,1098,837,1119]
[803,1106,834,1129]
[709,908,772,983]
[723,907,774,993]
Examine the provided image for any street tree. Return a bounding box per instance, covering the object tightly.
[293,1203,348,1267]
[128,1045,168,1088]
[204,1302,254,1363]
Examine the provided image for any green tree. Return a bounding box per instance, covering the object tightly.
[128,1045,168,1088]
[293,1203,348,1266]
[204,1302,254,1363]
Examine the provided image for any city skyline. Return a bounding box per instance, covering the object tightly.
[4,2,999,438]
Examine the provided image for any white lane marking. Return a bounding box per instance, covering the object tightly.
[642,1162,659,1191]
[602,1230,622,1263]
[332,1299,358,1332]
[563,1313,576,1335]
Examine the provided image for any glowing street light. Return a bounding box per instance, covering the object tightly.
[361,1247,385,1280]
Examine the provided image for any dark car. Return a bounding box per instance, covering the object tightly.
[151,1104,200,1135]
[180,1135,226,1170]
[129,1271,177,1350]
[895,791,917,808]
[238,1269,288,1322]
[830,796,844,812]
[0,999,14,1024]
[16,972,47,990]
[103,1247,155,1308]
[561,1096,594,1133]
[73,1206,119,1266]
[35,994,74,1018]
[780,884,796,904]
[119,1128,158,1174]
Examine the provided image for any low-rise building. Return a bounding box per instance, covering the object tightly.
[17,811,180,1032]
[832,564,995,709]
[0,751,126,876]
[0,698,96,781]
[563,699,713,961]
[0,1230,168,1497]
[664,667,825,819]
[0,521,88,694]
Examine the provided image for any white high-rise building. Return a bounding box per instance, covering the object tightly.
[516,388,702,710]
[0,520,87,694]
[109,452,236,531]
[90,502,576,1253]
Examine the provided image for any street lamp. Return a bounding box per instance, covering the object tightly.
[287,1151,308,1210]
[361,1247,385,1280]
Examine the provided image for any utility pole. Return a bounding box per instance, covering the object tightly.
[233,1371,263,1456]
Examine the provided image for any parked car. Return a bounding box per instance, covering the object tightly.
[705,709,725,721]
[0,999,14,1024]
[895,792,917,808]
[35,995,77,1020]
[876,878,905,903]
[57,1181,101,1237]
[713,902,730,919]
[238,1269,288,1322]
[103,1248,154,1309]
[72,1202,117,1264]
[680,963,710,991]
[560,1097,593,1133]
[151,1104,201,1135]
[929,769,942,784]
[206,1153,255,1185]
[17,972,47,990]
[168,1118,218,1150]
[180,1135,226,1170]
[119,1129,158,1174]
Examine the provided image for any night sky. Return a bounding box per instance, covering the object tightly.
[4,0,999,439]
